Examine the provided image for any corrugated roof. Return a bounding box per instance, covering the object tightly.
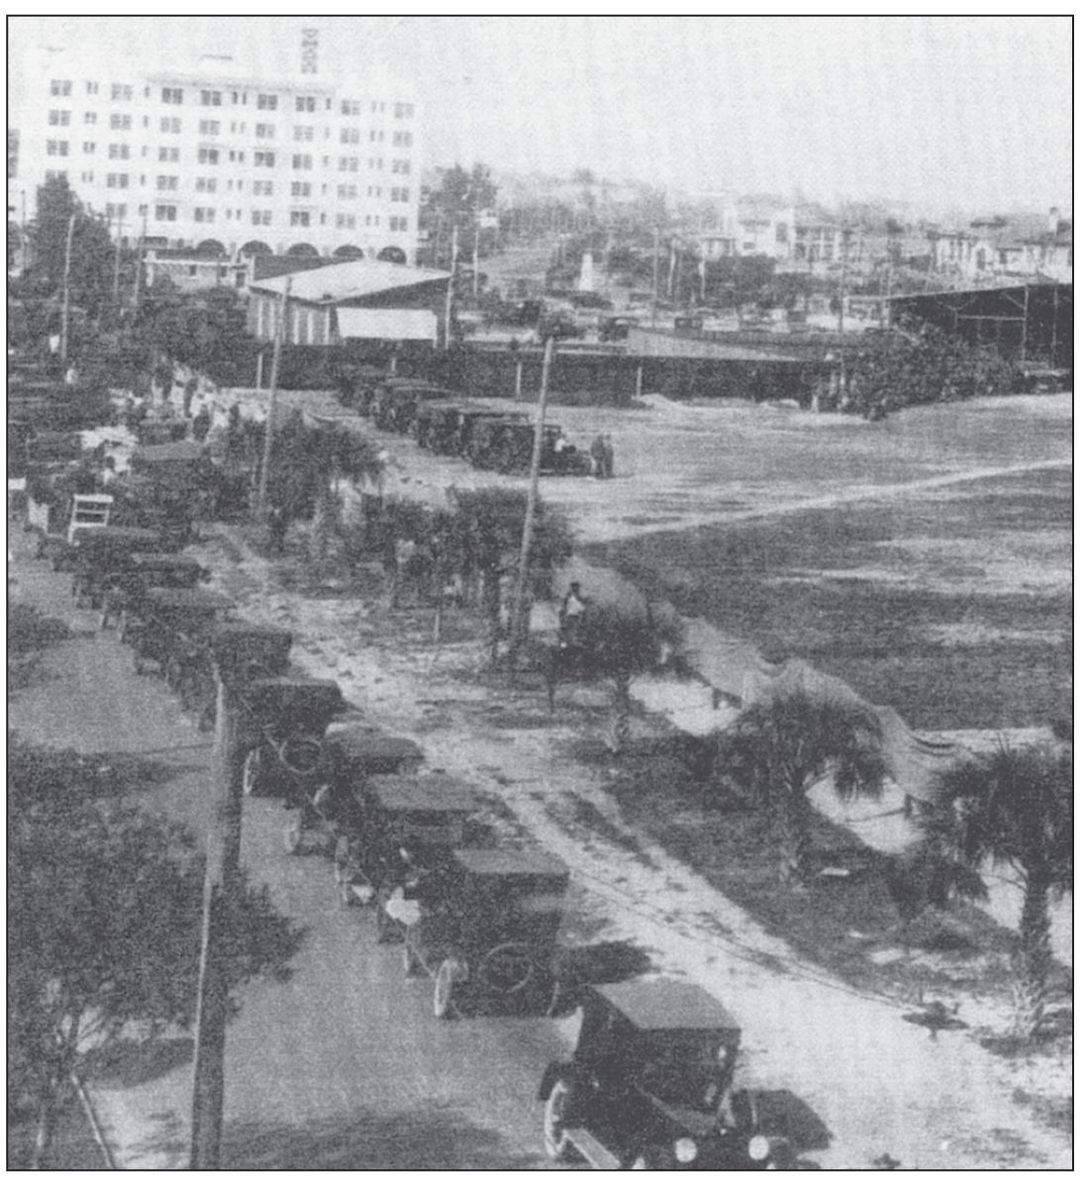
[250,258,450,304]
[593,981,741,1032]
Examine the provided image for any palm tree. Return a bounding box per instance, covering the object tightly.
[714,688,888,885]
[918,741,1072,1041]
[578,602,686,755]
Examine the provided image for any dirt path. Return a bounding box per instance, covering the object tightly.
[191,526,1071,1170]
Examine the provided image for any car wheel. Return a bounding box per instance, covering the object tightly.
[242,747,262,796]
[542,1079,576,1161]
[433,958,463,1019]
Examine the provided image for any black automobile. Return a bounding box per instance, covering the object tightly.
[538,980,794,1170]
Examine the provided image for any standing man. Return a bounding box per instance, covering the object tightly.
[602,433,615,479]
[589,434,606,479]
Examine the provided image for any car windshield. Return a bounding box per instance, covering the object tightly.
[633,1032,731,1112]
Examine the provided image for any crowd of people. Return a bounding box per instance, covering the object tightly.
[589,433,615,479]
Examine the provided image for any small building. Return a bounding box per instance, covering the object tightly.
[246,257,451,348]
[930,209,1073,285]
[143,248,249,293]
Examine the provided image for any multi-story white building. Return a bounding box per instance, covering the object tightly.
[11,29,420,261]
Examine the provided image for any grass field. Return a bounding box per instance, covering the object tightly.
[587,465,1070,729]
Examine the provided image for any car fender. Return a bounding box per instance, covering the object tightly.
[537,1061,572,1102]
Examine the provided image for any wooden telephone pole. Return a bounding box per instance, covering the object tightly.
[509,335,555,654]
[256,278,291,518]
[59,214,76,367]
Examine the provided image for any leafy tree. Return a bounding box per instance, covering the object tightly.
[577,602,686,754]
[713,688,888,884]
[8,737,303,1168]
[917,741,1072,1041]
[420,163,499,269]
[142,287,254,388]
[447,486,573,658]
[28,175,117,318]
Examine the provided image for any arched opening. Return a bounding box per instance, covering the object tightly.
[194,238,226,257]
[377,246,407,264]
[239,240,273,256]
[333,244,365,260]
[287,242,319,258]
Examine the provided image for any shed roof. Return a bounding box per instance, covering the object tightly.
[592,980,741,1032]
[453,848,569,879]
[249,258,450,305]
[131,442,207,464]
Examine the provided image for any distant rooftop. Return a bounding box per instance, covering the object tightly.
[249,258,450,304]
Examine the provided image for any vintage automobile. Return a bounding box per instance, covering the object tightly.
[410,401,466,452]
[336,364,390,415]
[283,722,425,854]
[372,381,459,434]
[105,551,208,632]
[332,774,481,932]
[70,525,162,608]
[448,405,530,459]
[135,419,189,447]
[538,980,795,1170]
[397,847,570,1019]
[470,419,590,476]
[130,587,235,723]
[239,676,347,798]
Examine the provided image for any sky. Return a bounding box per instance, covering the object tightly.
[8,15,1072,214]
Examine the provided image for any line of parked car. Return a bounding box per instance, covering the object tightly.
[337,368,594,477]
[11,365,807,1171]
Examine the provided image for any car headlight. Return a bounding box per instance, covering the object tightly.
[674,1138,698,1164]
[748,1135,771,1161]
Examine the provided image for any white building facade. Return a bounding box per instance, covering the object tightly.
[12,33,420,260]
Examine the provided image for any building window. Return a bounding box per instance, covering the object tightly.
[160,117,181,133]
[254,151,275,167]
[105,202,127,219]
[109,114,131,130]
[339,156,359,172]
[158,146,179,162]
[229,149,246,163]
[44,170,68,181]
[50,80,72,96]
[111,83,132,101]
[253,179,274,196]
[257,93,278,110]
[106,172,129,188]
[340,127,360,144]
[161,87,183,104]
[197,147,220,165]
[251,209,272,226]
[389,216,408,232]
[290,181,311,197]
[46,140,70,157]
[337,183,357,199]
[199,120,221,135]
[292,154,312,170]
[391,158,410,174]
[200,89,222,106]
[86,81,100,95]
[392,131,413,148]
[194,207,216,223]
[295,95,316,113]
[390,187,410,203]
[255,123,276,139]
[366,185,382,198]
[196,177,218,193]
[108,143,130,159]
[340,100,360,116]
[48,110,72,126]
[393,103,414,118]
[293,125,313,141]
[84,111,98,125]
[156,175,179,191]
[336,213,356,229]
[290,210,311,227]
[155,204,178,221]
[83,142,96,154]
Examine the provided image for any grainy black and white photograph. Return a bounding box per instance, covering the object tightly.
[6,14,1072,1171]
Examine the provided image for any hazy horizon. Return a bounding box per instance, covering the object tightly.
[8,15,1071,216]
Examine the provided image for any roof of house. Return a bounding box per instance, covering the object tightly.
[249,258,451,304]
[592,980,741,1032]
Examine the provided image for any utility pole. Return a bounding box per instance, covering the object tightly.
[256,278,291,518]
[650,226,660,327]
[509,335,554,656]
[132,212,147,312]
[59,213,76,366]
[188,638,248,1170]
[112,216,123,306]
[443,223,458,350]
[472,222,480,300]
